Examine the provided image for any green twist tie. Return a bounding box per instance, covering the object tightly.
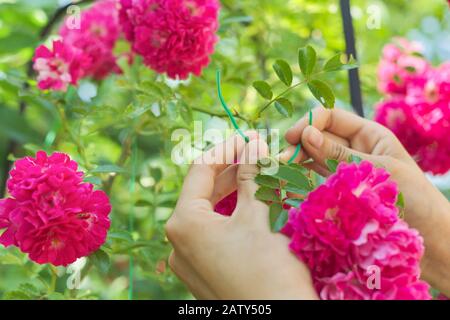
[216,70,249,143]
[287,109,313,164]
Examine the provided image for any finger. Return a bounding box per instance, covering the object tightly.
[169,252,218,300]
[280,132,350,164]
[301,125,374,169]
[179,131,259,208]
[234,139,269,216]
[323,132,350,148]
[285,107,371,145]
[211,164,238,206]
[278,144,307,164]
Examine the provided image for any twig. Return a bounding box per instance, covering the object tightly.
[255,71,325,119]
[103,119,147,194]
[191,106,251,125]
[56,104,91,169]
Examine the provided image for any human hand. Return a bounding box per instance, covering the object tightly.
[165,132,318,300]
[282,107,450,295]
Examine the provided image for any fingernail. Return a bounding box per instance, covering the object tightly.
[308,127,323,149]
[278,150,290,162]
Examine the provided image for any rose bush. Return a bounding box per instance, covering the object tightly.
[0,0,448,300]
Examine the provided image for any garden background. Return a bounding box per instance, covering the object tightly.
[0,0,449,299]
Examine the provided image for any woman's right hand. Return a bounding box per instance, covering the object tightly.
[282,107,450,296]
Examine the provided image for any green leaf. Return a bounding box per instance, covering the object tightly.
[18,283,40,297]
[273,59,293,86]
[396,192,405,209]
[154,82,173,97]
[135,199,153,207]
[326,159,339,173]
[0,105,41,144]
[150,167,163,182]
[3,291,32,300]
[348,154,363,164]
[411,52,425,58]
[255,174,279,189]
[0,252,23,265]
[269,203,283,231]
[252,81,273,100]
[393,74,402,84]
[47,292,65,300]
[284,183,309,195]
[288,163,309,173]
[396,192,405,219]
[307,79,335,109]
[272,210,289,233]
[324,53,359,72]
[84,176,102,186]
[166,101,178,121]
[255,186,280,202]
[91,164,126,174]
[90,249,110,274]
[298,45,317,77]
[108,230,133,243]
[274,98,293,117]
[138,81,164,98]
[272,165,312,190]
[180,102,193,124]
[284,198,302,208]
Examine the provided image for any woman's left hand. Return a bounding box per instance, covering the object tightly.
[165,132,317,300]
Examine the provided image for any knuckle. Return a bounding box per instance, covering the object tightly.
[330,142,349,162]
[165,200,209,242]
[165,217,179,241]
[382,156,401,173]
[189,199,213,213]
[168,253,178,273]
[238,170,257,184]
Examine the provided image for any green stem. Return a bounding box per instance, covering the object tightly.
[257,80,307,118]
[49,265,58,293]
[190,106,250,125]
[103,118,147,194]
[57,105,91,170]
[256,71,325,119]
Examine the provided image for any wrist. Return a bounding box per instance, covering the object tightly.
[418,187,450,295]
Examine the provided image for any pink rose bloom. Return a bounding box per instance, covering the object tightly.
[374,99,423,156]
[214,191,237,216]
[0,151,111,266]
[437,293,449,300]
[32,40,88,91]
[0,198,18,247]
[318,272,370,300]
[119,0,220,79]
[352,221,424,284]
[375,39,450,175]
[375,98,450,174]
[285,161,431,300]
[59,0,121,80]
[213,189,290,217]
[377,38,430,95]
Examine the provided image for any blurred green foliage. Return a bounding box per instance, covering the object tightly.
[0,0,449,300]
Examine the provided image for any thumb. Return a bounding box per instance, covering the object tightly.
[235,139,269,210]
[301,126,372,169]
